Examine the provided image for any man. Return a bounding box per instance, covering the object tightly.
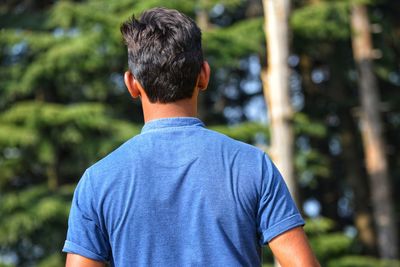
[63,7,320,267]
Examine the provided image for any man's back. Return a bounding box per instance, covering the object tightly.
[63,117,304,266]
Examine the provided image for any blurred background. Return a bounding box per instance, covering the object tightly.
[0,0,400,266]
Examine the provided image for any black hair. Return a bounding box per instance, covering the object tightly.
[120,7,203,103]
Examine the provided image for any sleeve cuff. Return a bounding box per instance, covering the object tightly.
[260,213,305,245]
[62,240,108,262]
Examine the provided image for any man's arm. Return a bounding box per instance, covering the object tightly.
[268,226,320,267]
[66,253,106,267]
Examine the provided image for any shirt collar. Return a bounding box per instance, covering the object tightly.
[141,117,205,133]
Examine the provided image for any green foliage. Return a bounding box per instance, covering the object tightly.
[37,253,64,267]
[291,1,350,40]
[304,217,336,235]
[294,113,327,137]
[130,0,195,15]
[327,256,400,267]
[304,218,353,263]
[0,125,37,146]
[198,0,244,11]
[204,18,264,67]
[0,101,140,190]
[211,122,269,143]
[303,218,400,266]
[0,185,73,265]
[296,148,330,186]
[312,233,354,261]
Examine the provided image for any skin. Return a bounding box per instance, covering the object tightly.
[66,61,320,267]
[66,254,104,267]
[269,226,320,267]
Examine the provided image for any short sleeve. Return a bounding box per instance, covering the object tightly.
[257,154,305,245]
[62,170,111,262]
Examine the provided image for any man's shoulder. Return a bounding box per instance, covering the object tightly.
[91,127,265,164]
[86,127,267,183]
[201,127,265,154]
[85,135,141,178]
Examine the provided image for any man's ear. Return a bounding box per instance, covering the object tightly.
[197,61,210,91]
[124,71,141,99]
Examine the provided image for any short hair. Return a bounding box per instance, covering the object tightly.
[120,7,203,103]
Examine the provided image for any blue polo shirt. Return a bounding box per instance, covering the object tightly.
[63,117,304,266]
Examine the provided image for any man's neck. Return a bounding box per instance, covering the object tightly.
[141,96,198,123]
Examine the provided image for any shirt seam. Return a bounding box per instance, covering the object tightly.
[261,213,302,232]
[260,213,305,243]
[63,240,107,262]
[140,125,205,134]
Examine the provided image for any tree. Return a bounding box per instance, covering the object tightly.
[350,3,398,259]
[262,0,298,204]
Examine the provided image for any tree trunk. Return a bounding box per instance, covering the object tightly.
[262,0,297,203]
[341,110,377,254]
[262,2,296,266]
[350,4,398,259]
[196,2,209,122]
[327,50,377,254]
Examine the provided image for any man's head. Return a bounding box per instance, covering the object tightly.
[121,7,207,103]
